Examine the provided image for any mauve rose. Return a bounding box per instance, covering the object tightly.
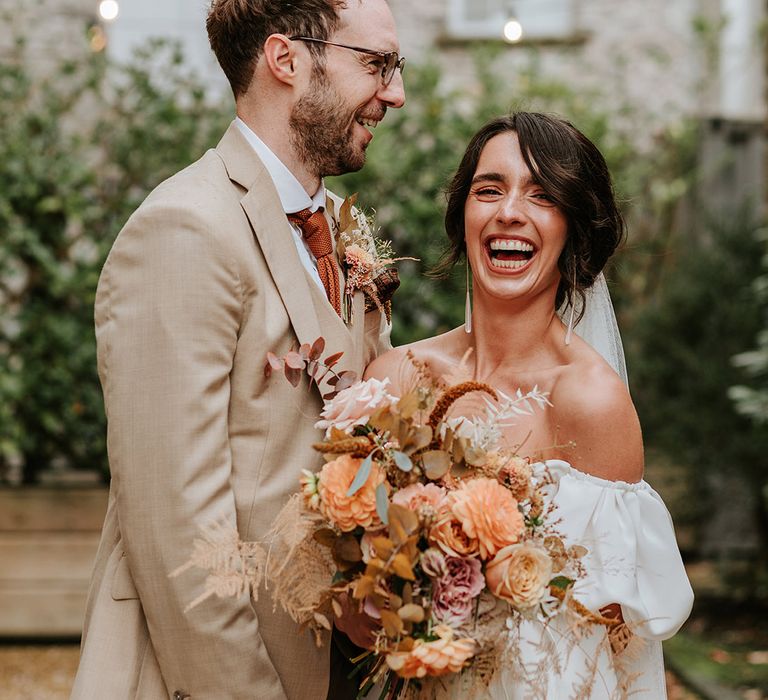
[431,556,485,626]
[314,377,397,437]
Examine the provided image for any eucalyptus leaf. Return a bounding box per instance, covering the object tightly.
[376,482,389,525]
[346,453,373,496]
[392,450,413,472]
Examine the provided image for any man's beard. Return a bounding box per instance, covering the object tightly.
[289,70,371,178]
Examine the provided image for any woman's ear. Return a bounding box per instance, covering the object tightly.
[262,33,300,86]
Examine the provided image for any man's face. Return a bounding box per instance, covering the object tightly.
[289,0,405,177]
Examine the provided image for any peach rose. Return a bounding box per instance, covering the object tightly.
[386,625,476,678]
[318,455,386,532]
[485,543,553,611]
[451,478,524,559]
[429,510,479,558]
[393,483,446,514]
[315,377,397,437]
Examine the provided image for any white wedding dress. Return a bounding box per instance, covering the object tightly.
[369,276,693,699]
[481,459,694,700]
[481,275,693,699]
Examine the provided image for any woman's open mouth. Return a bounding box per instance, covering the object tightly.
[487,237,536,270]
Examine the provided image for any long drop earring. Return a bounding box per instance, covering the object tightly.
[564,255,576,345]
[564,302,575,346]
[464,261,473,334]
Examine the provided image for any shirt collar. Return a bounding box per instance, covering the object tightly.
[235,117,326,214]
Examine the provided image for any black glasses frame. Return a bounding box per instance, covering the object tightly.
[289,36,405,86]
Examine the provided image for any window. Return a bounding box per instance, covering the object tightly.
[446,0,576,42]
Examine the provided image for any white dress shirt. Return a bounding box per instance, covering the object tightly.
[235,117,326,292]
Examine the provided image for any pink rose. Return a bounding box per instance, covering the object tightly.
[314,377,397,437]
[431,556,485,626]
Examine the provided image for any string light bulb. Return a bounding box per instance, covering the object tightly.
[98,0,119,22]
[503,18,523,43]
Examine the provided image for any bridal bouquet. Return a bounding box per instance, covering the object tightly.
[175,340,619,698]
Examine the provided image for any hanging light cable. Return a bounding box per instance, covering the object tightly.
[503,0,523,42]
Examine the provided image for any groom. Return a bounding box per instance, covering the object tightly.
[71,1,405,698]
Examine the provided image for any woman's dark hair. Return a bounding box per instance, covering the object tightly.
[440,112,625,318]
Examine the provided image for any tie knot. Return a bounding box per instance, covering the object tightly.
[288,208,333,259]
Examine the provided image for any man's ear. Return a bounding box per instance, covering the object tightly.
[262,34,300,86]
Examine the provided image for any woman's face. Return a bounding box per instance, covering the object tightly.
[464,132,568,305]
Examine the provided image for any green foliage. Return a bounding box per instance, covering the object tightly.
[628,214,768,485]
[0,38,231,483]
[730,229,768,424]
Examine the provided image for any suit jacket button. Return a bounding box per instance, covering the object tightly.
[173,692,190,699]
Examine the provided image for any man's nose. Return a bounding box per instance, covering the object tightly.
[378,70,405,109]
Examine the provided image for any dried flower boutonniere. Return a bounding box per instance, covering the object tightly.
[328,193,415,324]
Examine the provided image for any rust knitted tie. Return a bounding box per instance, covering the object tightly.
[288,208,342,316]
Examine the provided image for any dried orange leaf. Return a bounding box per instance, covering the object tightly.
[371,536,395,560]
[397,390,420,419]
[389,504,419,536]
[354,575,376,600]
[379,609,404,638]
[422,450,451,480]
[391,553,415,580]
[404,425,433,455]
[396,637,415,652]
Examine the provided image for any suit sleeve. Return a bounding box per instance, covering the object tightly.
[96,203,287,699]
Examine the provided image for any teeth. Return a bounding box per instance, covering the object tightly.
[489,239,534,252]
[357,118,379,128]
[491,258,529,270]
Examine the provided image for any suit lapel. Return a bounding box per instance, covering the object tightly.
[215,123,361,395]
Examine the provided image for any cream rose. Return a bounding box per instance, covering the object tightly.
[314,377,397,437]
[485,543,553,610]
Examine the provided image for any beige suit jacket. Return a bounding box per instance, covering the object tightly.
[71,122,390,700]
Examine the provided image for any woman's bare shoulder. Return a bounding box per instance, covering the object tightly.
[364,329,465,393]
[552,344,644,483]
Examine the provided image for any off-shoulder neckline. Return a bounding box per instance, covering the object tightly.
[534,459,650,492]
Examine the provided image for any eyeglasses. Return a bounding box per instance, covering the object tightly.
[289,36,405,86]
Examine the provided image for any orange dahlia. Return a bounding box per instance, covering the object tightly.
[451,477,524,559]
[318,455,386,532]
[386,625,476,678]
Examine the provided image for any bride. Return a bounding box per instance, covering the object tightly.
[364,112,694,698]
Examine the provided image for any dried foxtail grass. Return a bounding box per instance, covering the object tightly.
[169,521,266,613]
[264,494,335,634]
[426,382,498,450]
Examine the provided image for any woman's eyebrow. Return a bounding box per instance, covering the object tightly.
[471,172,539,186]
[471,172,506,185]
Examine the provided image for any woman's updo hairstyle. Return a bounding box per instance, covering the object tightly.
[440,112,625,319]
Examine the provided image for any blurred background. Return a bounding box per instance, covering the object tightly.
[0,0,766,697]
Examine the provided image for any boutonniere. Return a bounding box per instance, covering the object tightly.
[328,193,415,325]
